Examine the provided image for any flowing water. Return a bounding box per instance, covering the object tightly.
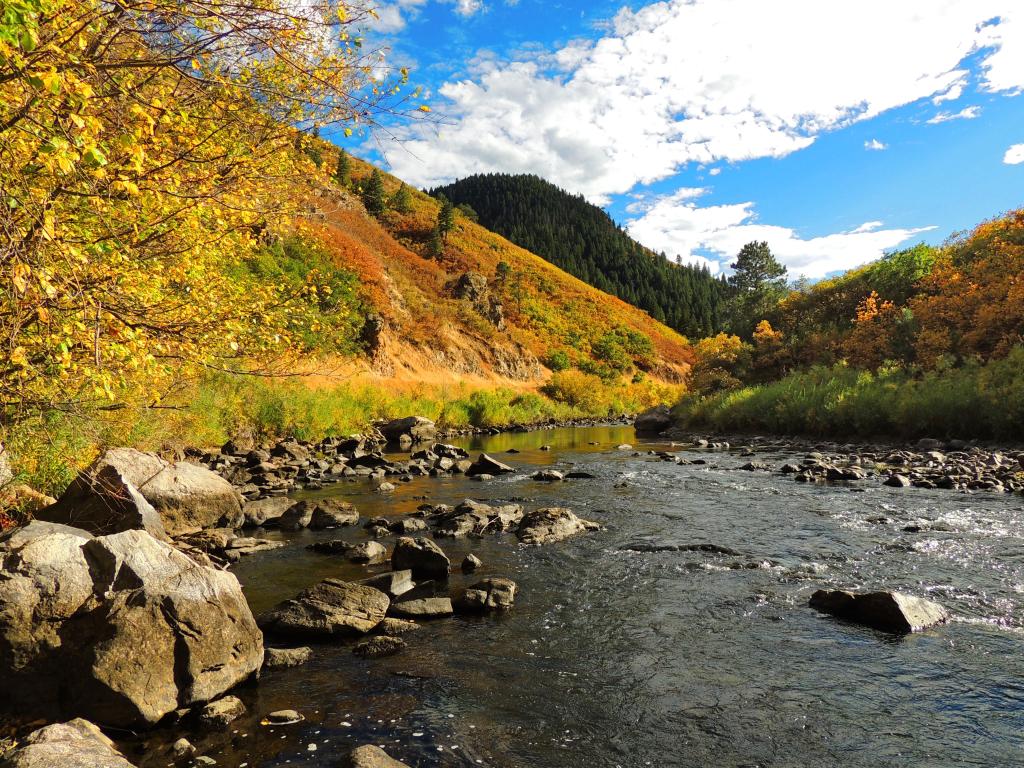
[128,426,1024,767]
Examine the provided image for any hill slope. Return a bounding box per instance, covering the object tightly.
[429,173,727,337]
[299,157,694,386]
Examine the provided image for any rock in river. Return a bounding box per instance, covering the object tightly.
[455,578,517,612]
[353,635,406,658]
[388,597,454,619]
[258,578,389,638]
[358,570,415,598]
[2,719,138,768]
[0,523,263,728]
[391,536,450,578]
[809,589,949,634]
[465,453,516,476]
[516,507,601,546]
[39,447,242,535]
[349,744,411,768]
[263,646,313,670]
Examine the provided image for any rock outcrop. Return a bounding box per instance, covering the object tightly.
[39,448,242,536]
[0,523,262,727]
[809,589,949,634]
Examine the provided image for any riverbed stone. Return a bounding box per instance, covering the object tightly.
[462,553,483,573]
[309,499,360,529]
[391,536,450,578]
[0,526,262,727]
[376,617,420,635]
[2,719,137,768]
[517,507,600,546]
[349,745,411,768]
[198,696,246,729]
[263,647,313,670]
[380,417,436,445]
[258,579,389,638]
[358,570,415,598]
[465,453,516,476]
[455,578,517,612]
[388,597,454,619]
[809,589,949,633]
[353,635,406,658]
[241,497,295,527]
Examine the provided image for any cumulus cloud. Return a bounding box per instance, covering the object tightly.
[625,190,933,278]
[865,139,887,150]
[369,0,427,33]
[926,105,982,123]
[387,1,1024,202]
[1004,144,1024,164]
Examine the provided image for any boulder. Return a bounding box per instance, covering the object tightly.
[809,589,949,634]
[2,719,137,768]
[0,526,262,727]
[278,501,314,531]
[264,709,304,725]
[884,474,912,488]
[349,745,411,768]
[258,579,389,638]
[465,453,515,477]
[455,578,517,612]
[242,497,295,528]
[461,553,482,573]
[34,463,169,541]
[432,499,523,538]
[516,508,600,546]
[532,470,564,482]
[263,646,313,670]
[391,536,450,578]
[376,617,419,635]
[309,499,359,529]
[41,448,242,535]
[358,570,415,598]
[634,405,672,435]
[353,635,406,659]
[380,416,436,445]
[388,597,453,619]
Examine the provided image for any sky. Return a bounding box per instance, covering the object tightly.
[338,0,1024,279]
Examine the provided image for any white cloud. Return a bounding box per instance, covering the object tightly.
[865,139,887,150]
[933,81,965,103]
[369,0,427,33]
[387,1,1024,202]
[926,105,982,123]
[448,0,485,16]
[625,190,933,278]
[1004,144,1024,164]
[708,167,722,176]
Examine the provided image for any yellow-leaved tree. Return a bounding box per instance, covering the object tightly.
[0,0,422,419]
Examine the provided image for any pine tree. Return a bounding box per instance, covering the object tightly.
[335,149,350,186]
[437,195,456,241]
[362,169,387,218]
[426,227,444,259]
[390,182,413,214]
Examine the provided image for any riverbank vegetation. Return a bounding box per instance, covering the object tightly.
[677,210,1024,440]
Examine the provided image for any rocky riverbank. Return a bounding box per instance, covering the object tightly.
[0,416,607,768]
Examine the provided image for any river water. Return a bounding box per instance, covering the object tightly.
[128,426,1024,768]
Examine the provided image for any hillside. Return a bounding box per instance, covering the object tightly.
[430,173,728,338]
[300,156,693,386]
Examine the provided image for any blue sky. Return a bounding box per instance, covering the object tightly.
[338,0,1024,278]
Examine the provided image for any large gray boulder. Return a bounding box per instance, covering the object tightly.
[516,508,600,546]
[242,497,296,528]
[2,719,137,768]
[40,448,242,536]
[634,405,673,435]
[258,579,389,638]
[0,525,263,727]
[380,416,436,446]
[809,589,949,634]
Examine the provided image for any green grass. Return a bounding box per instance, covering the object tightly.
[675,346,1024,441]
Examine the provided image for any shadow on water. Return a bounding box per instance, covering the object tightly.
[124,426,1024,767]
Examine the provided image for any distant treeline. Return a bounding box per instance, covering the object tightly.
[430,173,728,338]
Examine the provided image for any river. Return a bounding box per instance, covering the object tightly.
[127,425,1024,767]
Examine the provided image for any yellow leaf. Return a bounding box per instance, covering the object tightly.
[418,105,431,112]
[10,347,29,368]
[12,263,31,295]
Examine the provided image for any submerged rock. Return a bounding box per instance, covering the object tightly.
[516,507,600,546]
[3,719,137,768]
[0,525,262,727]
[809,589,949,634]
[258,579,389,638]
[353,635,406,658]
